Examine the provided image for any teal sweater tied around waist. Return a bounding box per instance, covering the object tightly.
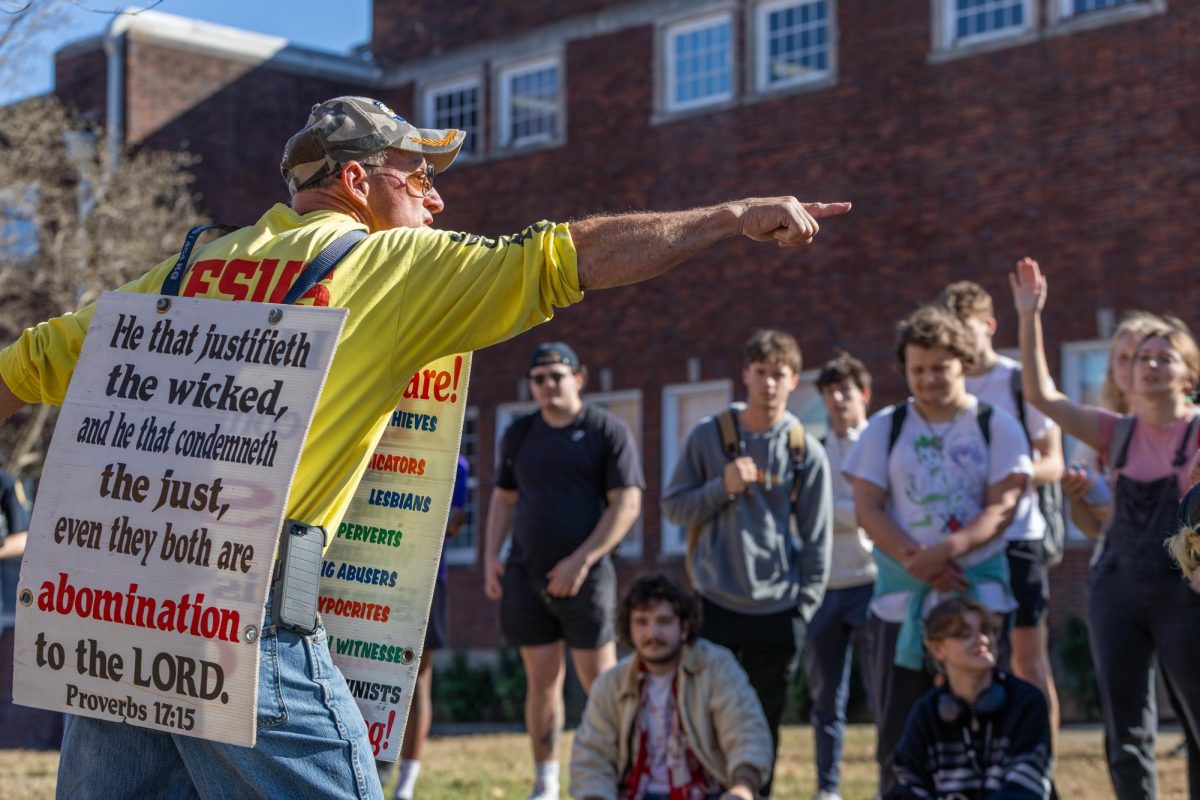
[873,547,1012,670]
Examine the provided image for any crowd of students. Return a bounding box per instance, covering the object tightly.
[545,255,1200,800]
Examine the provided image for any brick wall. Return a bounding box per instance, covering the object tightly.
[53,46,107,125]
[413,1,1200,657]
[50,2,1200,673]
[371,0,627,63]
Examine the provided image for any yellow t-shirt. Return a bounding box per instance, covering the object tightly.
[0,203,582,537]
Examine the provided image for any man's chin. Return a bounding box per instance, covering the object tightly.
[637,647,683,666]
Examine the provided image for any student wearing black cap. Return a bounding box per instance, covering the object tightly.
[484,341,645,800]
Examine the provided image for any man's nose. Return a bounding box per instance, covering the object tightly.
[424,187,445,214]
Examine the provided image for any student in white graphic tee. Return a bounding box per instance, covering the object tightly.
[940,280,1064,754]
[842,304,1031,795]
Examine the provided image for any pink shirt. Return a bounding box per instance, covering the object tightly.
[1098,410,1199,495]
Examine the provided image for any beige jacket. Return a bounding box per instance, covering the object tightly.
[569,639,772,800]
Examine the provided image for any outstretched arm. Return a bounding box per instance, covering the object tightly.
[571,198,851,290]
[1011,257,1105,449]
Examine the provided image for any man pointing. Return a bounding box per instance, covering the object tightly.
[0,95,849,799]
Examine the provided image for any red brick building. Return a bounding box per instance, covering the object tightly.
[50,1,1197,675]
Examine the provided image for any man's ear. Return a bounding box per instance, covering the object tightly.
[340,161,371,204]
[986,316,998,336]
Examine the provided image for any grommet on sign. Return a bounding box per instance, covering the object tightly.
[156,298,171,314]
[267,308,283,325]
[18,588,32,607]
[243,625,259,644]
[400,648,416,665]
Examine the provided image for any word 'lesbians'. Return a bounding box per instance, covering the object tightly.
[36,572,241,643]
[335,521,403,547]
[105,363,289,421]
[109,314,312,369]
[317,596,391,623]
[320,559,398,587]
[55,515,252,573]
[366,489,431,512]
[389,410,437,431]
[99,463,230,521]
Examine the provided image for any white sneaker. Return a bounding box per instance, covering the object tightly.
[528,779,560,800]
[812,792,842,800]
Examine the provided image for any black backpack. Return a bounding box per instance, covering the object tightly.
[1008,368,1067,569]
[500,405,610,496]
[886,400,993,454]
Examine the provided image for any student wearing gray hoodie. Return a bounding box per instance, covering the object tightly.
[663,329,833,796]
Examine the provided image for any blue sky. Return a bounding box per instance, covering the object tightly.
[6,0,373,104]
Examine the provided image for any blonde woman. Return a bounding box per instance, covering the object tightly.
[1063,312,1182,537]
[1012,257,1200,800]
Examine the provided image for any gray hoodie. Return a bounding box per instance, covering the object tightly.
[663,404,833,619]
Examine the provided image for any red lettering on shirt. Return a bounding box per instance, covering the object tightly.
[179,257,332,307]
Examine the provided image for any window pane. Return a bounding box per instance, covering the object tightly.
[671,17,733,108]
[586,393,644,558]
[1072,0,1138,13]
[430,84,479,155]
[506,64,559,147]
[443,412,478,564]
[762,1,833,89]
[951,0,1027,41]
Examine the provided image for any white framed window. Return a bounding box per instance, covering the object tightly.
[1060,339,1110,541]
[663,12,735,113]
[661,380,735,555]
[786,369,828,439]
[754,0,835,92]
[443,407,479,566]
[586,390,645,558]
[1062,0,1141,15]
[497,56,562,150]
[423,77,482,158]
[494,392,646,559]
[940,0,1034,48]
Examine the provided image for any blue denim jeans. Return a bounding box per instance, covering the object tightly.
[802,582,872,794]
[55,593,381,800]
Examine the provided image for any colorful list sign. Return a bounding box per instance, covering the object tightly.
[322,353,471,760]
[13,292,343,746]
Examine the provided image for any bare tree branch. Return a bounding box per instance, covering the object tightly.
[0,95,209,476]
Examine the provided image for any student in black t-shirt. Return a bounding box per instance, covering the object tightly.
[484,342,645,800]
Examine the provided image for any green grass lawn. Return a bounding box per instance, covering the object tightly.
[0,724,1190,799]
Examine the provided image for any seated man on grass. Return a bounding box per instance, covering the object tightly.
[570,573,772,800]
[888,596,1053,800]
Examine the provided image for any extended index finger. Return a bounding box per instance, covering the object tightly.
[802,201,852,218]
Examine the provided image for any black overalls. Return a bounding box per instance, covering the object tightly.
[1088,415,1200,799]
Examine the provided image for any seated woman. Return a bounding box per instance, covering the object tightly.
[887,596,1052,800]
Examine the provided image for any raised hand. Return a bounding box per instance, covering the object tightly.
[1009,256,1048,317]
[738,198,852,247]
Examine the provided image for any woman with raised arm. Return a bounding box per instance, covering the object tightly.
[1059,312,1160,538]
[1011,257,1200,800]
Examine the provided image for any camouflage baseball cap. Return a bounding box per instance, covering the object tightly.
[280,96,466,194]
